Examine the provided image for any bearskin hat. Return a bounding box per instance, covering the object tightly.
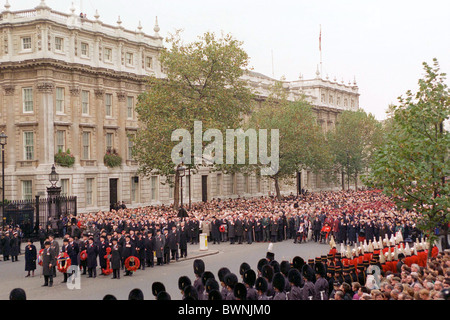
[261,264,274,282]
[208,289,223,300]
[152,281,166,297]
[239,262,251,276]
[234,283,247,300]
[183,285,198,300]
[270,260,280,273]
[201,271,215,286]
[178,276,191,292]
[314,262,326,278]
[272,272,286,292]
[193,259,205,276]
[255,277,268,293]
[302,264,315,282]
[243,269,257,287]
[224,273,238,289]
[205,278,220,293]
[292,256,305,271]
[257,258,269,273]
[288,268,302,287]
[280,260,291,276]
[218,267,231,283]
[156,291,171,301]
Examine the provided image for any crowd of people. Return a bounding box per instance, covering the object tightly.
[2,189,449,300]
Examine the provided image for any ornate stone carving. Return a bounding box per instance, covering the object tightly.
[2,84,15,96]
[36,81,55,93]
[116,91,126,102]
[94,89,105,99]
[69,86,80,96]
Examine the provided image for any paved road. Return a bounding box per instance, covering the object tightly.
[0,240,330,300]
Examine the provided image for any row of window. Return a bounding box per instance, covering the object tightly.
[20,36,154,69]
[21,87,135,118]
[321,93,355,108]
[23,130,135,161]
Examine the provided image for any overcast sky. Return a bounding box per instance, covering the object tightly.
[12,0,450,120]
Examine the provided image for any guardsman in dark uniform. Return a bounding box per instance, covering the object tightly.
[224,273,238,300]
[261,264,275,298]
[287,268,303,300]
[301,264,316,300]
[111,238,122,279]
[243,269,258,300]
[193,259,205,300]
[255,277,270,300]
[86,237,98,278]
[42,241,56,287]
[272,272,287,300]
[218,267,231,299]
[314,262,329,300]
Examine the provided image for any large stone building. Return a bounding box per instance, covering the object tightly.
[0,1,360,213]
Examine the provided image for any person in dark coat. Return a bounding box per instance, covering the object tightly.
[41,241,56,287]
[163,229,171,264]
[179,222,188,258]
[60,238,71,283]
[136,233,146,270]
[235,217,244,244]
[67,236,79,267]
[312,217,322,243]
[211,217,221,244]
[348,221,357,246]
[98,235,108,275]
[154,230,165,266]
[24,239,37,277]
[168,226,180,261]
[270,219,278,243]
[10,232,19,262]
[144,232,155,267]
[86,237,98,278]
[122,235,136,275]
[111,238,122,279]
[2,232,11,261]
[37,225,47,249]
[314,262,329,300]
[227,219,236,244]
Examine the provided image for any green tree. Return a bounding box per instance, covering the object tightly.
[133,31,254,210]
[327,109,383,190]
[364,59,450,257]
[247,80,328,200]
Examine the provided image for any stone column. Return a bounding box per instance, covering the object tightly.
[36,81,55,165]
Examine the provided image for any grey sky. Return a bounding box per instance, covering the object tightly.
[11,0,450,120]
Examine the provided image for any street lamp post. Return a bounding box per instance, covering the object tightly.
[177,164,186,209]
[0,132,7,230]
[47,164,61,223]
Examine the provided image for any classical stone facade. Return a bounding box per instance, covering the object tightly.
[0,1,360,213]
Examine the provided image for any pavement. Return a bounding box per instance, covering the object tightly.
[1,238,330,300]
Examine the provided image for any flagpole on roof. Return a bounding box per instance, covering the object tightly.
[319,24,323,78]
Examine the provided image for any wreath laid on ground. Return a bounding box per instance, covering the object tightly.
[124,256,140,272]
[57,252,72,273]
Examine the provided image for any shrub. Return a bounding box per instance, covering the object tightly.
[104,149,122,168]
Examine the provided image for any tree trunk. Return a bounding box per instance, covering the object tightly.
[173,170,180,211]
[355,172,358,191]
[274,177,282,201]
[341,170,345,191]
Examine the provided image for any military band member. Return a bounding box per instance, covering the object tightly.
[314,262,329,300]
[272,272,287,300]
